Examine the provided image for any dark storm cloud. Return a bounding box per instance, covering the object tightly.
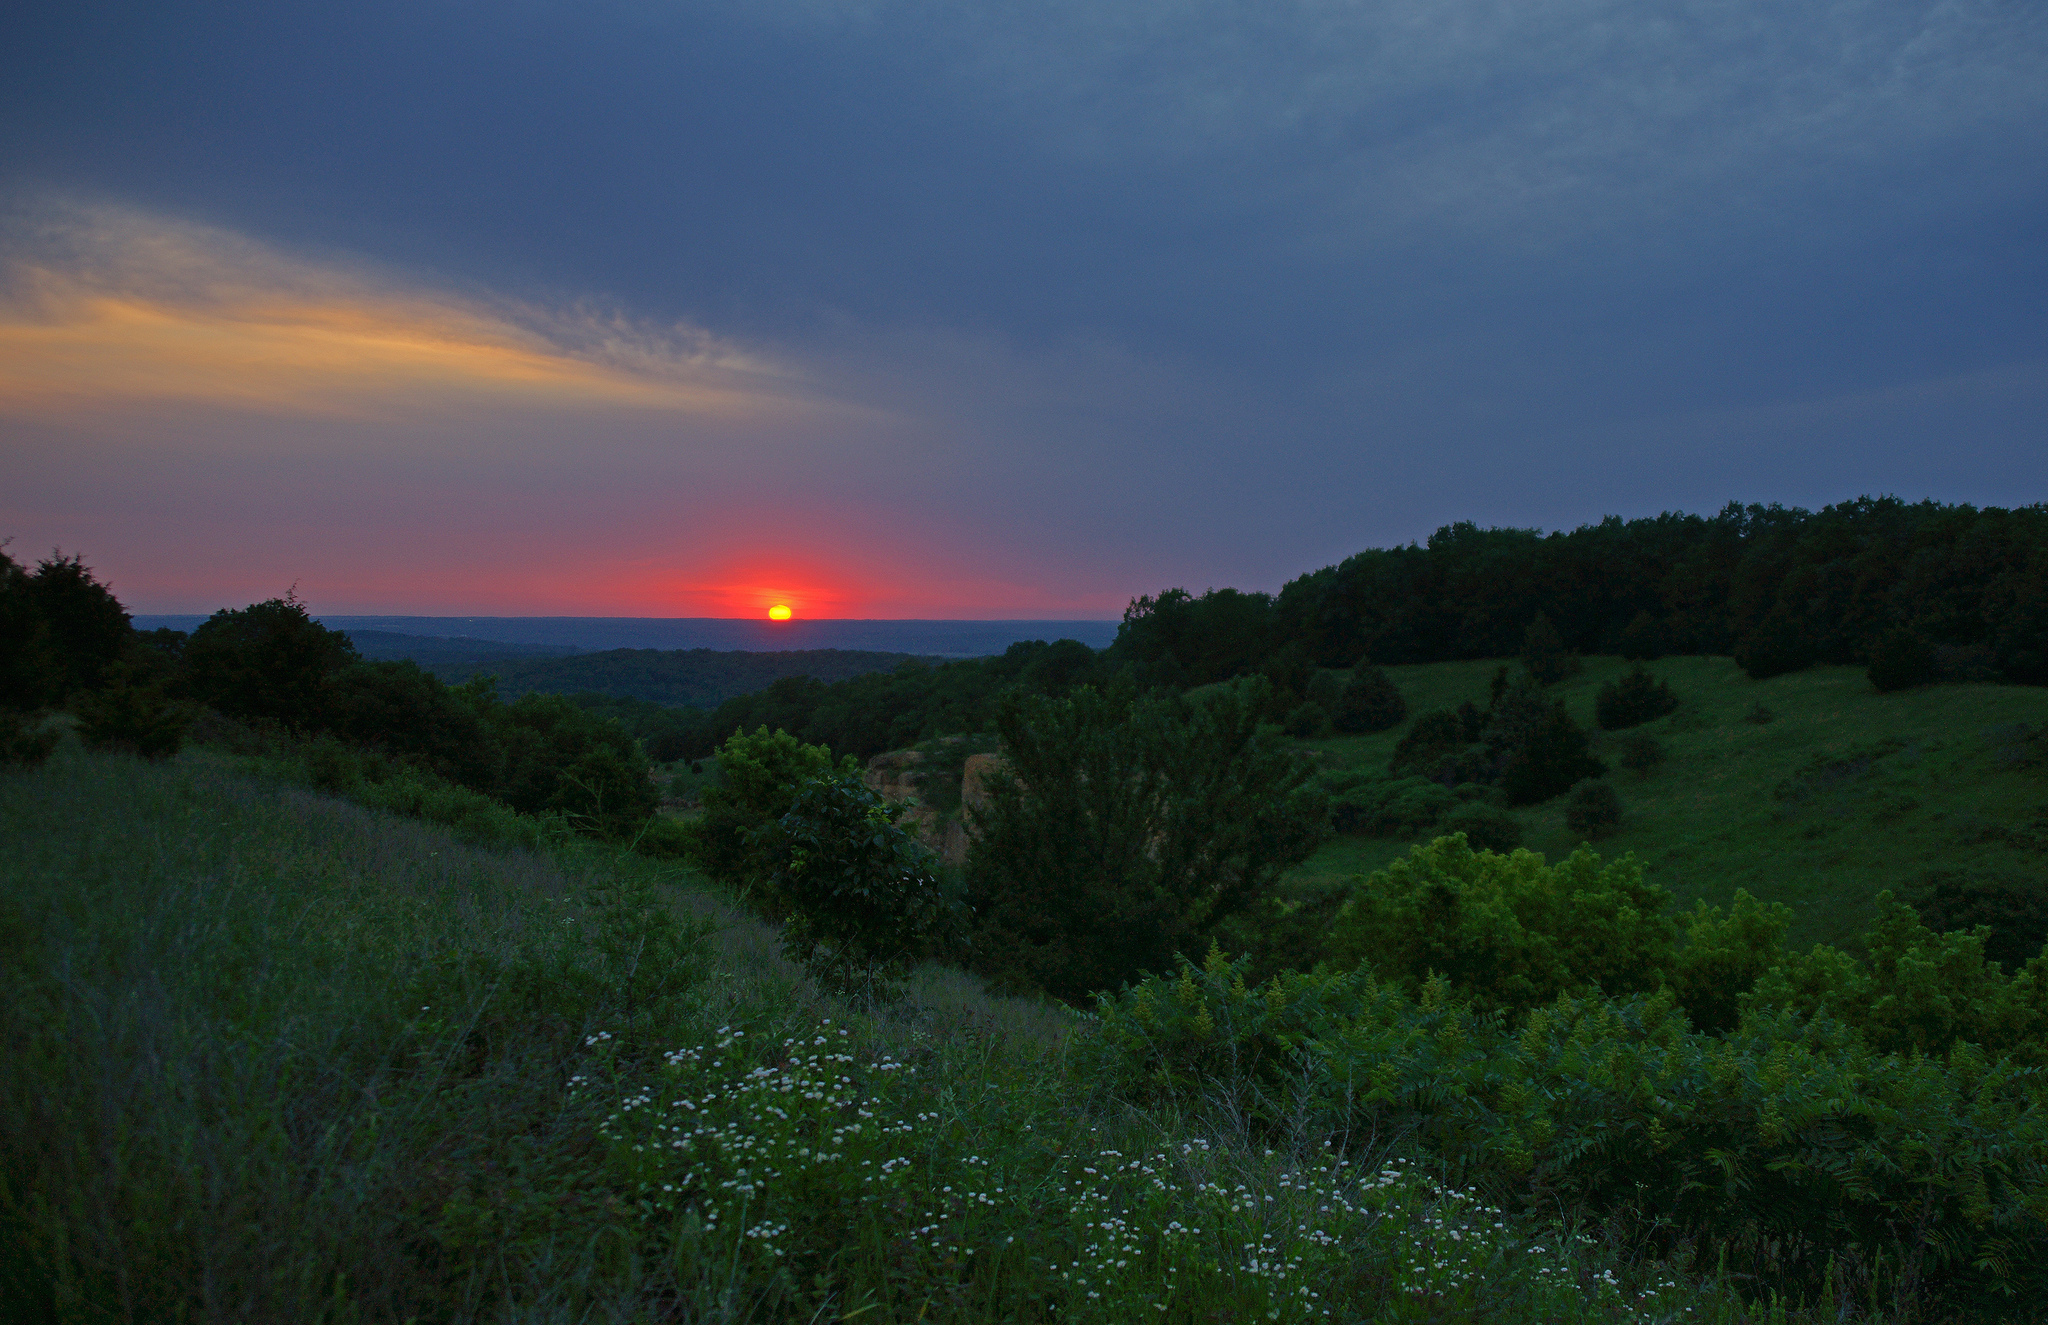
[2,0,2043,609]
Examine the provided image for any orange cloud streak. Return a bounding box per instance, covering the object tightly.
[0,204,826,422]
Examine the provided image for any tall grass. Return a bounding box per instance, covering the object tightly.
[3,744,1838,1322]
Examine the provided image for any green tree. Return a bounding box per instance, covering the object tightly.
[759,770,957,1001]
[690,726,854,897]
[474,691,658,839]
[178,594,360,731]
[964,676,1326,1002]
[1331,661,1406,733]
[26,551,132,699]
[0,545,60,713]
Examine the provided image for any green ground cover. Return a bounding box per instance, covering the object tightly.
[5,743,1810,1323]
[1286,657,2047,947]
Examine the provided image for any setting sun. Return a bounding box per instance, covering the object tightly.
[768,604,792,620]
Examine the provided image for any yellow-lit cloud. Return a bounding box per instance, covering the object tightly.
[0,203,821,422]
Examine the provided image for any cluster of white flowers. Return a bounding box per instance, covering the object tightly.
[582,1019,1694,1321]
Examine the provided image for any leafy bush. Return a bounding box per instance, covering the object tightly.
[0,710,61,767]
[1905,870,2048,972]
[1562,779,1623,839]
[1867,627,1938,692]
[1282,700,1330,738]
[1436,801,1521,853]
[1734,607,1815,680]
[1087,949,2048,1316]
[1496,696,1606,805]
[1618,733,1665,774]
[1330,662,1406,733]
[1319,768,1455,837]
[757,770,957,1000]
[1387,702,1486,778]
[178,594,360,731]
[476,692,659,838]
[1618,610,1668,660]
[964,677,1326,1002]
[689,726,852,895]
[22,551,132,699]
[1667,890,1794,1033]
[1594,664,1679,730]
[74,679,192,759]
[1520,612,1580,684]
[1323,835,1677,1016]
[1746,893,2048,1063]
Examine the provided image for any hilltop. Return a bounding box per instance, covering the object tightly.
[415,644,938,709]
[1275,655,2047,950]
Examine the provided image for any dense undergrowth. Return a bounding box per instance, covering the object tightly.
[6,743,1882,1324]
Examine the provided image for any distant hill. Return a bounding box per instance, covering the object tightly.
[342,629,579,663]
[421,646,937,709]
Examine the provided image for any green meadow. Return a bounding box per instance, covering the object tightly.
[1285,656,2047,947]
[4,741,1841,1324]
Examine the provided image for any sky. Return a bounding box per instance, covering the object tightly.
[2,0,2043,618]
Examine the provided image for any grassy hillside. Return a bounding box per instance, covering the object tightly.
[426,645,935,708]
[3,744,1784,1323]
[1285,657,2047,947]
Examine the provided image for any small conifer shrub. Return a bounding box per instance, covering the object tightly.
[1595,664,1679,731]
[1618,733,1666,775]
[1332,660,1407,733]
[1867,627,1938,693]
[1563,778,1623,839]
[1520,612,1581,684]
[1283,701,1331,739]
[1437,802,1522,853]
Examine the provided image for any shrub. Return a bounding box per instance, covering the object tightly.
[1866,627,1938,692]
[1436,801,1521,853]
[1520,612,1581,684]
[964,677,1326,1003]
[1496,699,1605,805]
[1594,665,1679,730]
[1618,610,1668,660]
[1088,949,2048,1317]
[1305,669,1342,710]
[328,660,494,788]
[1331,662,1406,733]
[1323,836,1677,1015]
[24,551,131,699]
[1320,769,1455,837]
[1733,607,1814,680]
[1744,703,1775,725]
[1904,870,2048,972]
[0,547,61,710]
[1388,703,1485,778]
[1667,890,1794,1034]
[178,594,360,731]
[74,680,192,759]
[483,692,660,839]
[689,726,852,894]
[1747,893,2048,1062]
[0,710,61,767]
[758,770,957,1001]
[1618,733,1665,774]
[1563,779,1623,839]
[1282,700,1331,739]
